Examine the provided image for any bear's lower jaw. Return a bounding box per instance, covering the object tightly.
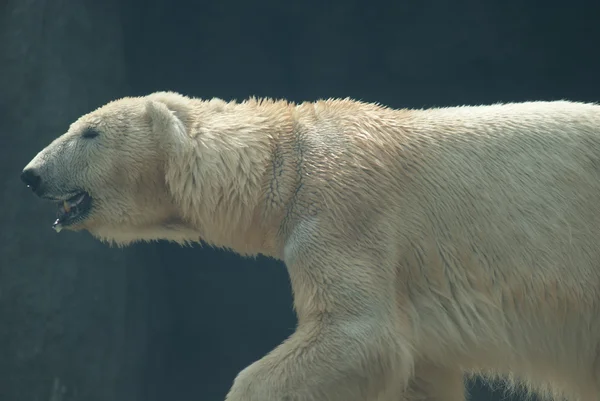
[52,192,92,233]
[88,222,202,247]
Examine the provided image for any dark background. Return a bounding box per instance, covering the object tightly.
[1,0,599,400]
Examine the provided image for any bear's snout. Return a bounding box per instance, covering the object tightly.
[21,167,43,195]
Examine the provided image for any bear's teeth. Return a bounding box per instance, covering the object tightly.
[63,200,71,213]
[52,219,63,233]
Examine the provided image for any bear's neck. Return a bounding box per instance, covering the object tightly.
[176,97,297,258]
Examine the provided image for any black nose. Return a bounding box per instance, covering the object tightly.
[21,168,42,191]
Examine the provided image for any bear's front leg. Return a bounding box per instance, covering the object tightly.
[225,315,409,401]
[225,221,415,401]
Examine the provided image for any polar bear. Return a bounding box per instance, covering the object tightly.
[21,91,600,401]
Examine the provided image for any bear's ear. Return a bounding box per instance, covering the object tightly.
[145,100,189,160]
[145,100,192,200]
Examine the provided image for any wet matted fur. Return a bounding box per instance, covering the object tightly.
[22,92,600,401]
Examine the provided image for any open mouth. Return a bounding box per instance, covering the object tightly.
[53,192,92,232]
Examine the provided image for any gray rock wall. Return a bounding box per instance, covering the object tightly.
[1,0,599,400]
[0,1,166,400]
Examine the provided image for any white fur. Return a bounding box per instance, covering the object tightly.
[22,92,600,401]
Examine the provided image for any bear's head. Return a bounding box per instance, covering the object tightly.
[20,92,201,245]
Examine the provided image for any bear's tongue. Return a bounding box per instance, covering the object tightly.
[53,193,86,233]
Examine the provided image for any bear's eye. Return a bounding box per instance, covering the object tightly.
[81,129,100,139]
